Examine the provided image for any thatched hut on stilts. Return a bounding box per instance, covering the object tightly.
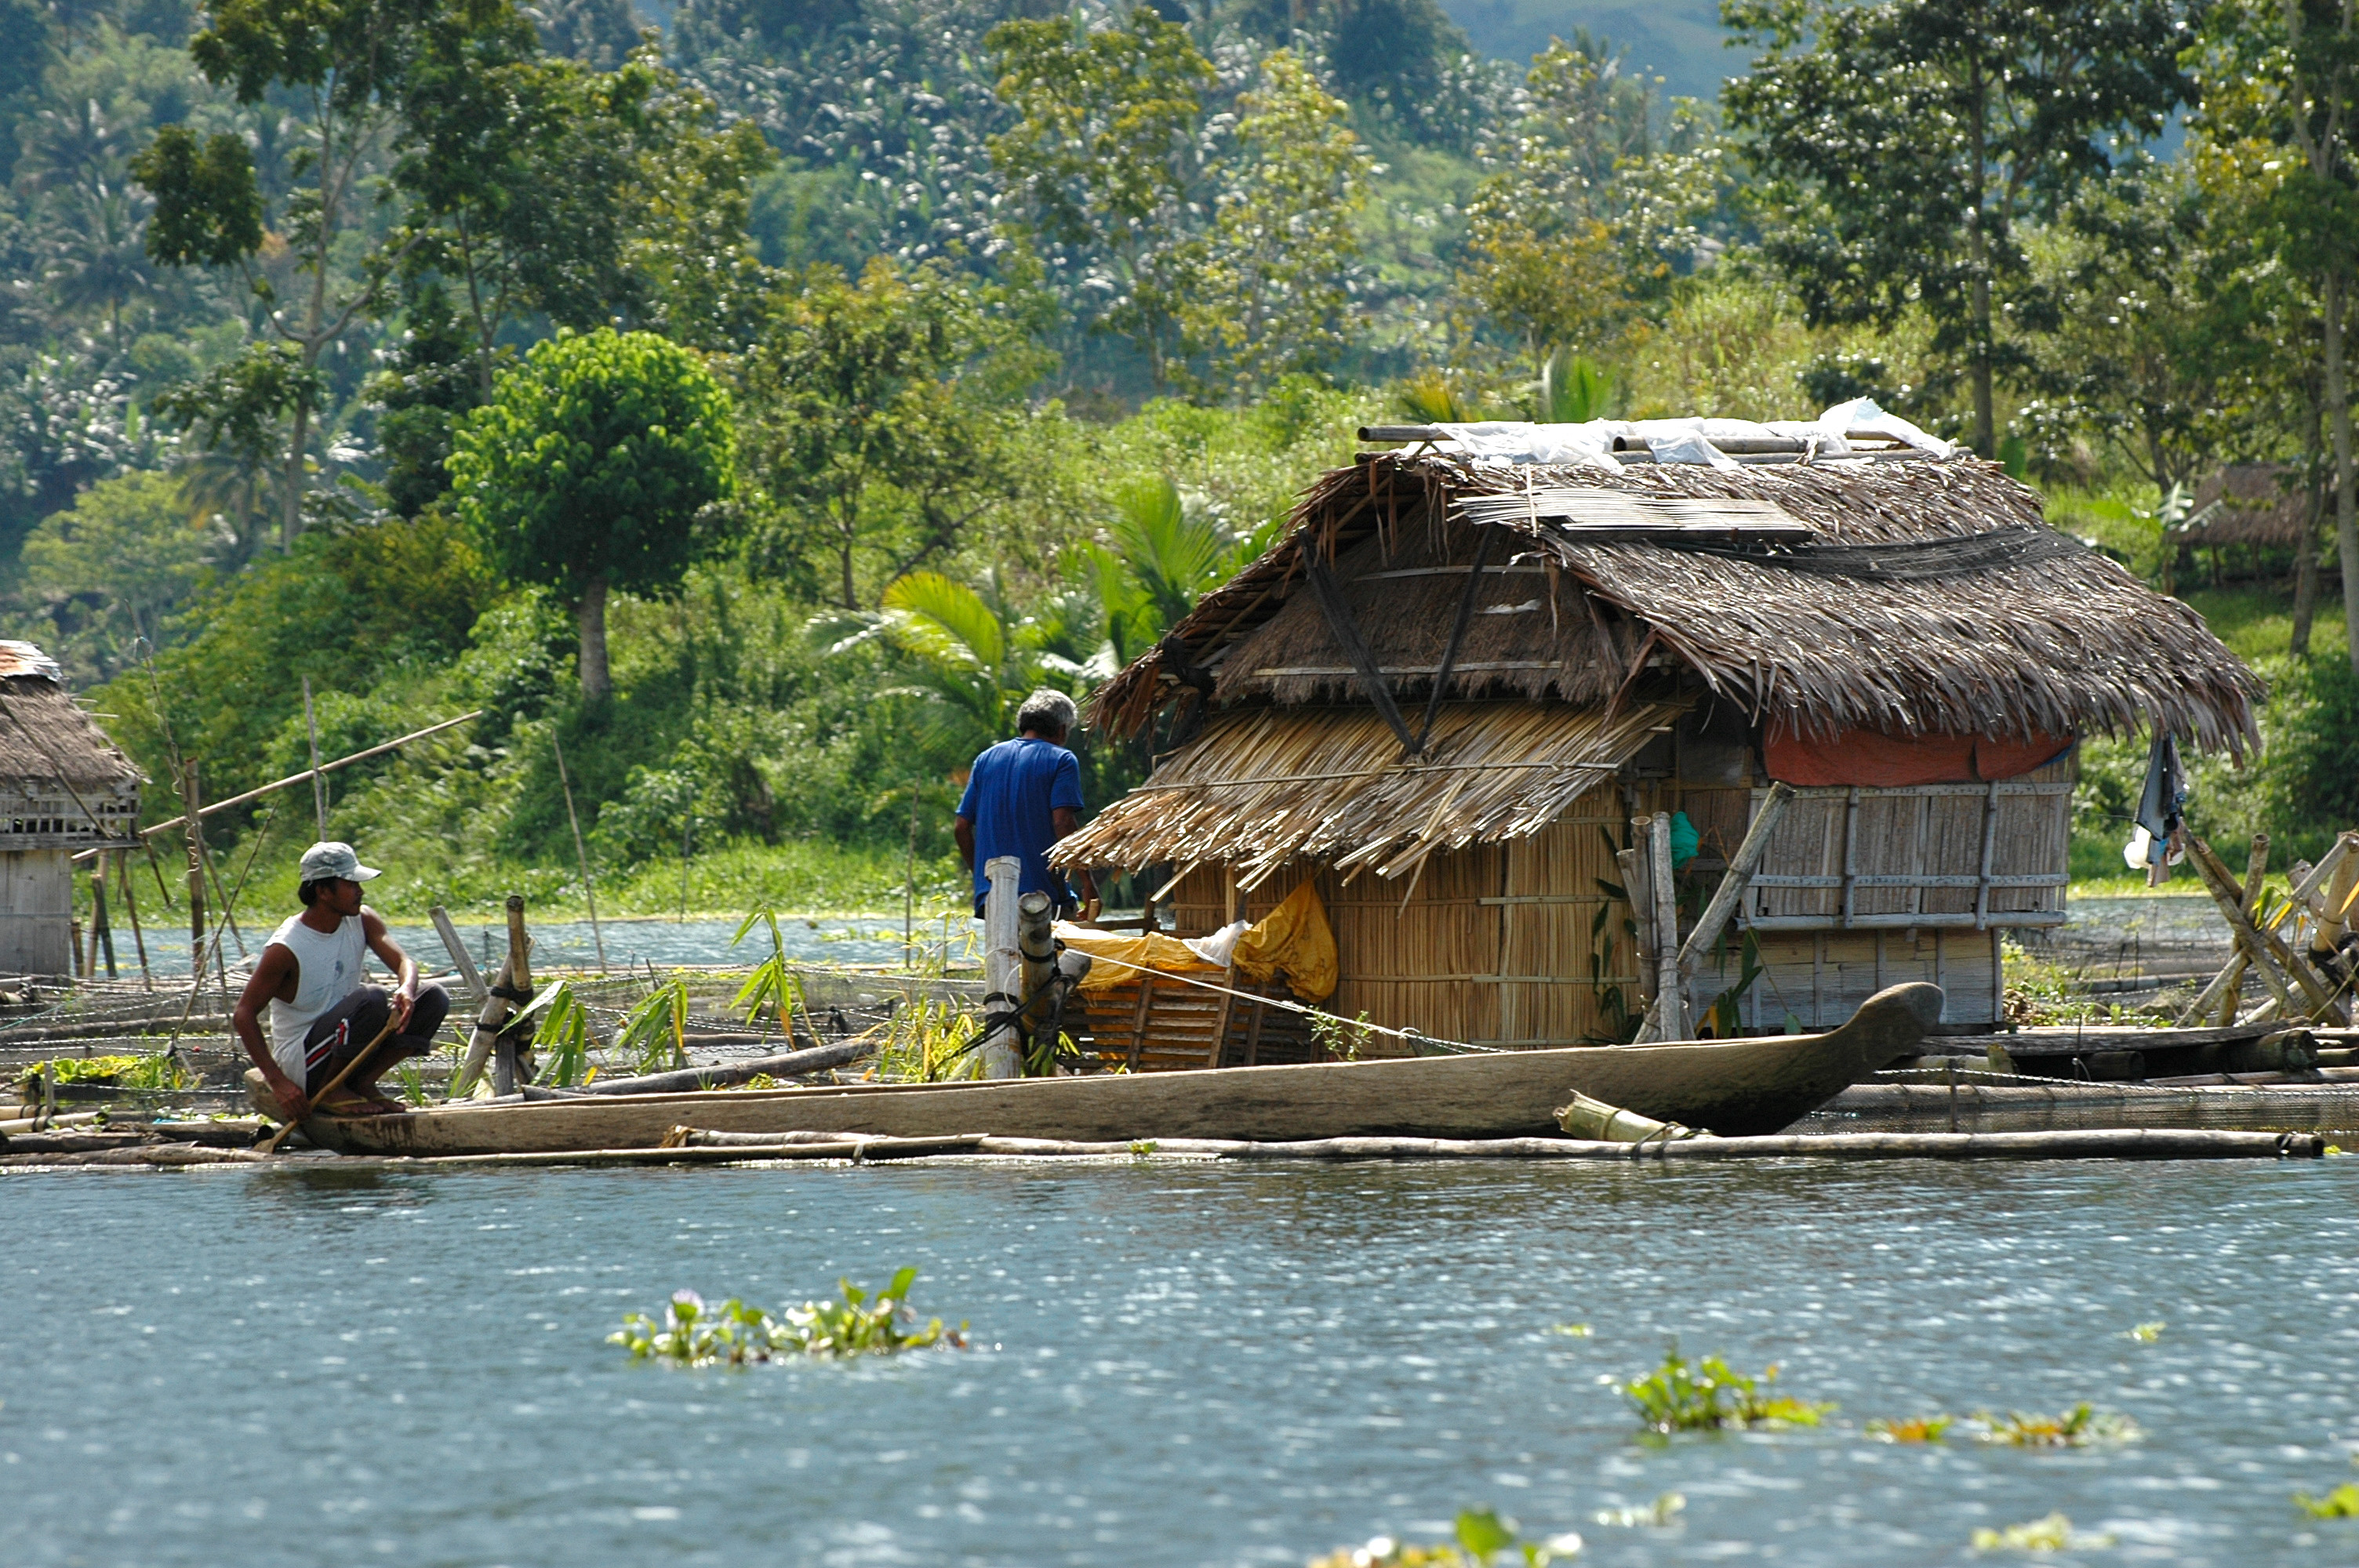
[0,641,142,980]
[1053,416,2263,1061]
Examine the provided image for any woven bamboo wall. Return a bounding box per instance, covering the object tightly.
[1166,782,1660,1051]
[0,848,73,977]
[1151,750,2064,1045]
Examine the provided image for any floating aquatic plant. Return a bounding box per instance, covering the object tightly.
[1306,1508,1581,1566]
[1591,1493,1683,1528]
[610,1270,964,1366]
[1618,1345,1832,1434]
[523,978,598,1087]
[2295,1483,2359,1519]
[1866,1414,1954,1443]
[1969,1405,2139,1446]
[1971,1512,2114,1552]
[730,905,808,1033]
[2125,1321,2165,1343]
[27,1053,184,1092]
[616,975,694,1075]
[1548,1323,1592,1338]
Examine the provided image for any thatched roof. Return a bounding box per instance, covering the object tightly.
[0,641,141,795]
[2187,465,2314,548]
[1089,451,2263,758]
[1057,699,1688,891]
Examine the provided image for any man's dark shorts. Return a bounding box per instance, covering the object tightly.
[299,983,452,1094]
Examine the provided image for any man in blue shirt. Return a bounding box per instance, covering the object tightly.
[955,689,1098,918]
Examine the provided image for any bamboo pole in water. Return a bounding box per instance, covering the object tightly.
[550,733,606,973]
[115,851,151,992]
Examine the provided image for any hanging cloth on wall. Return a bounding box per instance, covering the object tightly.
[2124,730,2189,885]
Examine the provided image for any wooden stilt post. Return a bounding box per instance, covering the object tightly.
[496,895,533,1094]
[1649,811,1688,1041]
[450,896,530,1100]
[183,760,205,997]
[89,862,114,981]
[116,852,151,992]
[979,856,1022,1079]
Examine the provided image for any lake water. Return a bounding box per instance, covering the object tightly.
[8,1158,2357,1566]
[129,913,943,979]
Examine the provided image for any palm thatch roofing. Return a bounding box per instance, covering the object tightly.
[2188,465,2314,548]
[1089,450,2263,754]
[1061,448,2262,881]
[1060,699,1687,891]
[0,641,140,796]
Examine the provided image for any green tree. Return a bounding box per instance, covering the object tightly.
[987,6,1214,383]
[16,470,215,681]
[1723,0,2193,456]
[1459,37,1669,362]
[2190,0,2359,673]
[1080,474,1242,668]
[736,256,1049,611]
[1178,49,1372,396]
[448,328,736,701]
[91,512,496,804]
[2021,162,2270,497]
[132,0,523,550]
[380,38,770,511]
[824,569,1065,765]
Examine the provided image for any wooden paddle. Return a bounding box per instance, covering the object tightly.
[259,1011,405,1155]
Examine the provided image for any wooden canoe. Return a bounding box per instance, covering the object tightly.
[301,983,1943,1157]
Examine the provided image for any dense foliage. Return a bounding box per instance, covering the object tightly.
[0,0,2348,916]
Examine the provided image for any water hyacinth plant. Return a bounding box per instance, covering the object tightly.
[2126,1321,2165,1343]
[1866,1414,1955,1443]
[1970,1512,2114,1551]
[1618,1345,1832,1434]
[1591,1493,1684,1528]
[2295,1483,2359,1519]
[1305,1508,1582,1566]
[1968,1406,2140,1446]
[610,1269,965,1366]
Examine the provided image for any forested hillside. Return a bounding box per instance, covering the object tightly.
[0,0,2351,920]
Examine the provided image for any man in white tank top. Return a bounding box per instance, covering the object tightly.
[231,841,452,1119]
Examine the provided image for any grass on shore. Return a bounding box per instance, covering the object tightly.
[80,834,976,933]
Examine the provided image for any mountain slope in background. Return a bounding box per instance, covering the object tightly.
[1438,0,1742,100]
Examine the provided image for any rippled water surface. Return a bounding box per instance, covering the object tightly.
[9,1160,2359,1566]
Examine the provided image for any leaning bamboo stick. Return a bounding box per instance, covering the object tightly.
[1635,784,1797,1043]
[2179,833,2353,1025]
[2187,837,2339,1022]
[72,711,483,860]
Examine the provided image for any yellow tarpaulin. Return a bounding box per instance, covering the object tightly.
[1231,879,1337,1002]
[1054,879,1337,1003]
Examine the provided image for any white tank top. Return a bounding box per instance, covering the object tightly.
[265,912,369,1080]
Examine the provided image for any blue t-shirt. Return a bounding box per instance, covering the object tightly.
[957,737,1086,906]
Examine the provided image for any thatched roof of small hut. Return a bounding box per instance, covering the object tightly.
[1061,447,2262,883]
[1090,452,2263,753]
[2187,465,2313,548]
[0,641,142,793]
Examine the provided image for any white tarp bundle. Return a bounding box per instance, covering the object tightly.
[1433,398,1955,470]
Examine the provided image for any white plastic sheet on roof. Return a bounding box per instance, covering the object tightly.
[1433,397,1955,470]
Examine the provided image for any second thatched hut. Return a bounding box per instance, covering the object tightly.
[1054,416,2263,1058]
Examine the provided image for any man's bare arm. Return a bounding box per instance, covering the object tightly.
[361,908,419,1028]
[231,945,305,1116]
[954,815,976,870]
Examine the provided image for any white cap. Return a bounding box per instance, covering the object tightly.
[298,841,381,884]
